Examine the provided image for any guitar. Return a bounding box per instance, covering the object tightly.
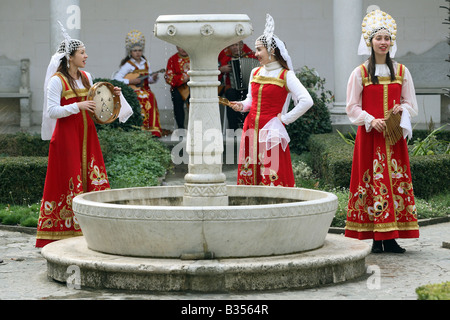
[124,68,165,90]
[177,83,190,101]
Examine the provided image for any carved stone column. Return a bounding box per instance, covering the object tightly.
[154,15,253,206]
[50,0,81,52]
[19,59,31,128]
[331,0,363,127]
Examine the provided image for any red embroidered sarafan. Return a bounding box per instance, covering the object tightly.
[237,67,295,187]
[345,64,419,241]
[127,60,161,137]
[35,72,110,248]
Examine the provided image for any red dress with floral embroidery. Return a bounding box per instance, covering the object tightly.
[127,60,161,137]
[237,67,295,187]
[35,72,110,247]
[345,64,419,241]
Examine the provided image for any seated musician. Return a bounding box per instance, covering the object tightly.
[218,41,257,130]
[165,46,190,129]
[114,30,162,137]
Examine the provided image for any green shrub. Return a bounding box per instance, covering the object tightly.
[0,203,40,226]
[409,154,450,199]
[410,125,449,156]
[0,157,48,204]
[98,127,172,165]
[93,78,143,131]
[306,133,353,188]
[0,128,173,206]
[415,193,450,219]
[412,128,450,144]
[0,132,49,157]
[97,127,173,189]
[286,66,333,154]
[416,282,450,300]
[106,154,167,188]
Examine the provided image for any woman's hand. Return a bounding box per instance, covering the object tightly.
[277,113,282,122]
[371,118,386,133]
[392,103,403,115]
[77,100,96,113]
[230,102,243,112]
[113,86,122,96]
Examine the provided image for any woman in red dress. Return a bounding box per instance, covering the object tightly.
[114,30,161,137]
[345,9,419,253]
[37,28,122,247]
[231,14,313,187]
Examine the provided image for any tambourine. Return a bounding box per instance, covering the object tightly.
[87,82,121,124]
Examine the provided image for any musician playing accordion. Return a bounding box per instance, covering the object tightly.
[218,41,258,130]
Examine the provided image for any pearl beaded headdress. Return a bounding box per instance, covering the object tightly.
[358,9,398,57]
[125,30,145,55]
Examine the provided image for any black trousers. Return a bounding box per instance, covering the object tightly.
[170,87,188,129]
[224,88,248,130]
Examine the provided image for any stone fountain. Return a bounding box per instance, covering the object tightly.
[41,14,370,292]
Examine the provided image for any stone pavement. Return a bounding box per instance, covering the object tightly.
[0,163,449,301]
[0,222,449,301]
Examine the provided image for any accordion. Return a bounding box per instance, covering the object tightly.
[229,57,260,90]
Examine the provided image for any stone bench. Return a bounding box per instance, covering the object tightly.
[0,56,32,132]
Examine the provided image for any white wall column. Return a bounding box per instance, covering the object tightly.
[50,0,81,52]
[331,0,363,127]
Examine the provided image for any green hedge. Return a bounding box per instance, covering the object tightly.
[0,132,49,156]
[97,127,173,189]
[0,156,48,204]
[307,133,450,199]
[286,66,333,154]
[409,154,450,199]
[307,134,353,188]
[0,129,173,204]
[412,129,450,143]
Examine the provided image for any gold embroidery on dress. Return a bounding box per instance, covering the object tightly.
[239,156,253,178]
[90,162,108,187]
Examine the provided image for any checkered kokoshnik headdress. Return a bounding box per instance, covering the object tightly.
[57,21,85,67]
[255,14,294,71]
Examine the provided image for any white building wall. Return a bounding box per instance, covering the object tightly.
[0,0,447,133]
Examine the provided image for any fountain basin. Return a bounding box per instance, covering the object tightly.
[73,185,338,258]
[154,14,253,69]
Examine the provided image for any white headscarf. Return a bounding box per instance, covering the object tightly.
[41,21,85,140]
[41,51,66,140]
[256,14,295,115]
[41,22,133,140]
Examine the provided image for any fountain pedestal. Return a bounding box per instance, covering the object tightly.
[154,14,253,206]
